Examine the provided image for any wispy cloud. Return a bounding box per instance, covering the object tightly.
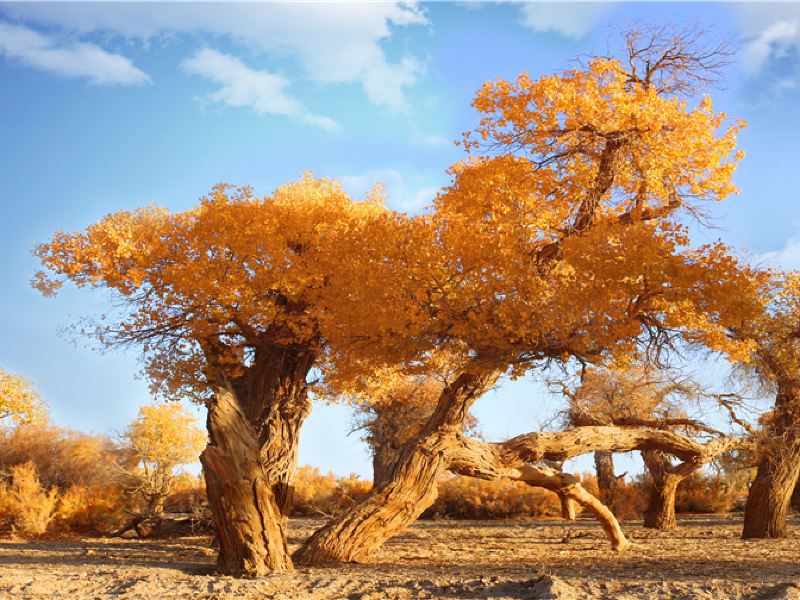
[0,21,149,86]
[341,168,441,214]
[517,2,612,39]
[743,20,799,75]
[181,49,338,131]
[760,233,800,270]
[3,2,428,110]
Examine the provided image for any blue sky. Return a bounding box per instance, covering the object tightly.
[1,2,799,478]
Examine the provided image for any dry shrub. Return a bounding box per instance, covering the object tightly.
[0,461,58,536]
[424,476,562,519]
[292,466,372,516]
[54,483,126,534]
[0,424,119,489]
[675,473,737,514]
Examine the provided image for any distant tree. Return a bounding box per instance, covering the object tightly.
[0,368,46,425]
[113,403,205,536]
[557,362,748,529]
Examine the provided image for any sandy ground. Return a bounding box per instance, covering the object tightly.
[0,516,798,599]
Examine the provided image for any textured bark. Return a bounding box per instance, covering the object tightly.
[742,441,800,538]
[371,442,401,489]
[594,451,618,508]
[743,384,800,539]
[641,451,680,530]
[294,368,500,564]
[201,343,315,575]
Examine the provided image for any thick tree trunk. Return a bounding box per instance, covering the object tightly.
[201,385,293,575]
[201,343,315,575]
[742,441,800,538]
[294,368,500,564]
[743,383,800,539]
[642,450,681,530]
[594,451,617,508]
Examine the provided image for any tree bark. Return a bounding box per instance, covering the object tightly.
[743,384,800,539]
[594,451,617,508]
[201,343,315,575]
[642,450,681,530]
[294,367,500,564]
[742,440,800,538]
[371,441,401,489]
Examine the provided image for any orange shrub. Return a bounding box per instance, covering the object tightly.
[0,424,119,489]
[292,466,372,516]
[424,476,562,519]
[674,473,737,514]
[0,461,58,537]
[54,483,126,534]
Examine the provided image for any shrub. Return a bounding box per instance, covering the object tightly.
[0,461,58,536]
[54,483,126,534]
[675,472,737,514]
[424,476,562,519]
[292,466,372,517]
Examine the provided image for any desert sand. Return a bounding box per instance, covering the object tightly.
[0,516,798,599]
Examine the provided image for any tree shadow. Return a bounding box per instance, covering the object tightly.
[0,538,214,573]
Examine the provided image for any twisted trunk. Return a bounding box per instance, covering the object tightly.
[371,440,402,489]
[594,451,618,509]
[202,344,314,575]
[743,384,800,539]
[294,368,500,564]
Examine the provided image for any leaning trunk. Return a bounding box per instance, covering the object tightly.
[742,440,800,538]
[294,368,499,564]
[594,450,617,509]
[642,450,680,530]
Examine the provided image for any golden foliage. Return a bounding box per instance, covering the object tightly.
[124,403,206,469]
[0,461,58,537]
[292,466,372,516]
[0,368,47,425]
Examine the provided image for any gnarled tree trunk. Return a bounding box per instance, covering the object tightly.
[642,450,681,530]
[294,368,500,564]
[594,451,618,509]
[742,440,800,538]
[743,384,800,539]
[202,344,315,575]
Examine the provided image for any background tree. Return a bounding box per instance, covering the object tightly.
[113,403,206,536]
[295,26,761,565]
[33,174,414,574]
[556,362,748,529]
[0,368,47,425]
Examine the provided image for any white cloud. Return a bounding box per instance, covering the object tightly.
[182,48,338,131]
[518,2,612,39]
[742,19,799,75]
[341,168,440,214]
[760,234,800,270]
[3,2,428,110]
[411,132,450,147]
[0,21,149,86]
